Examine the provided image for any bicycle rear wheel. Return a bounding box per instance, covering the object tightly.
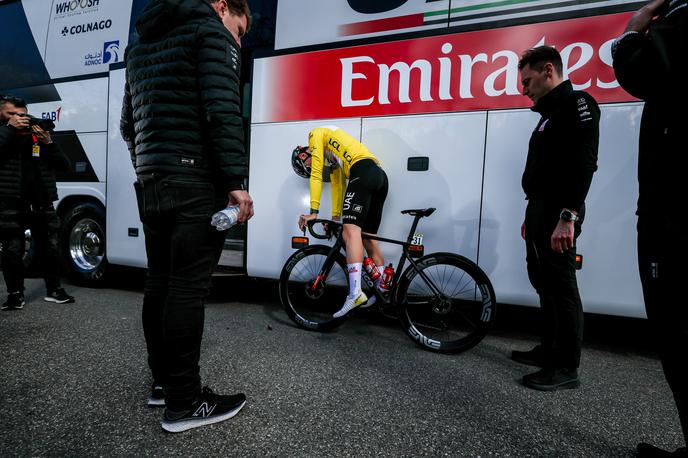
[396,253,496,353]
[279,245,349,331]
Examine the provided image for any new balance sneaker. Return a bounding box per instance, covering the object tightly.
[2,292,25,311]
[44,288,75,304]
[161,387,246,433]
[148,385,166,407]
[333,291,368,318]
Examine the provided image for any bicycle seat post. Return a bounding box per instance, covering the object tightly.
[405,214,423,244]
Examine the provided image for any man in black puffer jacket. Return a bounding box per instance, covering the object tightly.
[120,0,254,433]
[0,95,75,310]
[613,1,688,456]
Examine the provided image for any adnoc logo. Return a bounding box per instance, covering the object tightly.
[103,40,120,64]
[55,0,101,18]
[84,40,119,66]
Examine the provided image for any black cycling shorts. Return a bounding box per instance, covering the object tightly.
[342,159,388,233]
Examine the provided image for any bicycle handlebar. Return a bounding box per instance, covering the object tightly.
[306,219,342,240]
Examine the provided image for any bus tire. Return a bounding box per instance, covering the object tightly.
[60,202,108,285]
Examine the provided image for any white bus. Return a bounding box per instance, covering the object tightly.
[0,0,245,283]
[1,0,648,318]
[246,0,648,318]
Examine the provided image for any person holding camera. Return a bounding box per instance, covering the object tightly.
[0,95,75,310]
[613,0,687,456]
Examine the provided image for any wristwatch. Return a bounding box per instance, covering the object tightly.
[560,209,579,223]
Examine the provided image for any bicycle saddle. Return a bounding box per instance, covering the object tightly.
[401,208,436,217]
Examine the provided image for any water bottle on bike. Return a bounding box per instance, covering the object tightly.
[379,264,394,292]
[363,257,381,281]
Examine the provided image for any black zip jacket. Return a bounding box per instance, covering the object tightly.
[521,80,600,214]
[0,125,70,204]
[120,0,247,192]
[612,0,688,220]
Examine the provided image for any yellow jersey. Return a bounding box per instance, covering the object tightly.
[308,126,379,217]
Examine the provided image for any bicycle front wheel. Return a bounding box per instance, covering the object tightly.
[396,253,496,353]
[279,245,349,332]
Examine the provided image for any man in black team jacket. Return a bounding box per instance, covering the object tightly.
[121,0,254,433]
[512,46,600,391]
[0,95,75,310]
[613,0,687,456]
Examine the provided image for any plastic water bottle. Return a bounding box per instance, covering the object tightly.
[379,264,394,291]
[211,205,240,231]
[363,257,381,281]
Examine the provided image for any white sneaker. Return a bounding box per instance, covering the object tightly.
[333,292,368,318]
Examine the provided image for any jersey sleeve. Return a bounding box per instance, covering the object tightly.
[330,167,344,217]
[308,129,325,213]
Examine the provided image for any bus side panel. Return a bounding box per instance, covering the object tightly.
[480,105,645,317]
[246,119,362,279]
[21,0,51,60]
[106,68,147,268]
[360,112,488,263]
[481,109,540,308]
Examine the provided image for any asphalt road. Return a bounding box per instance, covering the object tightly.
[0,271,684,457]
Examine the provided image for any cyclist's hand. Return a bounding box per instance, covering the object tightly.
[521,222,526,240]
[551,220,574,254]
[299,213,316,231]
[228,190,254,223]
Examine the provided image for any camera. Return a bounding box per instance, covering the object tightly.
[19,113,55,131]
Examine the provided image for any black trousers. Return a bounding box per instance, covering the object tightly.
[0,202,62,294]
[638,216,688,444]
[134,174,227,411]
[525,200,584,370]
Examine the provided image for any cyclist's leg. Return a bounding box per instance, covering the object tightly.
[362,164,389,274]
[333,162,376,317]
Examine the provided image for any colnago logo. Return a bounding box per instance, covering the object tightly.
[61,19,112,36]
[55,0,100,16]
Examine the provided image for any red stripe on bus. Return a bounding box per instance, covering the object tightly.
[339,13,426,36]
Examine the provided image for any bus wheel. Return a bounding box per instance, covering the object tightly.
[60,202,108,284]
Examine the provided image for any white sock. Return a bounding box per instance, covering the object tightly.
[348,263,362,297]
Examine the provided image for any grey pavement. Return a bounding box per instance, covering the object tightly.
[0,272,684,457]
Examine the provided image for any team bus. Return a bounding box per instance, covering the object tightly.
[1,0,647,318]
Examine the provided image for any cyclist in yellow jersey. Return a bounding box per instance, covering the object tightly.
[292,126,389,317]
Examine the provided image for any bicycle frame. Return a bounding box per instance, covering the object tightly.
[305,212,447,307]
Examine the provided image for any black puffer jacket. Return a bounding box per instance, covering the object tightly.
[613,0,688,220]
[120,0,246,191]
[0,125,69,203]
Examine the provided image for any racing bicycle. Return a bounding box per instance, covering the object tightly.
[279,208,496,353]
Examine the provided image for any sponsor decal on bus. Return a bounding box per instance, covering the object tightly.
[254,13,634,123]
